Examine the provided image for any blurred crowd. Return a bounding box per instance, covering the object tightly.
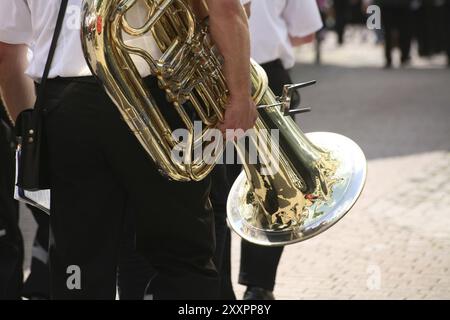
[317,0,450,67]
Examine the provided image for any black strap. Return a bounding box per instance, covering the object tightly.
[34,0,69,111]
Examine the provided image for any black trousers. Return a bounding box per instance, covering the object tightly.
[210,163,231,272]
[381,6,413,65]
[210,152,240,299]
[22,190,158,300]
[117,205,154,300]
[0,104,23,300]
[43,77,218,299]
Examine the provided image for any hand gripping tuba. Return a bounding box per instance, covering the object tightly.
[81,0,367,246]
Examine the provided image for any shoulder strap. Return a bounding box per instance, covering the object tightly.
[34,0,69,110]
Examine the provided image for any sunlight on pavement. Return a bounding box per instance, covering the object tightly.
[231,151,450,300]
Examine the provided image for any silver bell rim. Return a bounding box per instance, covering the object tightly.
[227,132,367,247]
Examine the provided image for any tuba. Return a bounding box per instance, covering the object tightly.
[81,0,367,246]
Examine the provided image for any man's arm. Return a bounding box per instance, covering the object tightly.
[284,0,323,48]
[206,0,257,134]
[290,34,316,47]
[0,42,35,122]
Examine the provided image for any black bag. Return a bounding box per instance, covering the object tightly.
[15,0,68,191]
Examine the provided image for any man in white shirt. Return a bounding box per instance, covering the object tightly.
[0,0,256,299]
[242,0,322,301]
[215,0,323,300]
[249,0,323,70]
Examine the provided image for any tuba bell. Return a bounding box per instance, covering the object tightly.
[81,0,367,246]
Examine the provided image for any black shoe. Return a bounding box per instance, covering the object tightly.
[243,287,275,300]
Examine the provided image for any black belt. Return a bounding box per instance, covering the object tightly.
[46,76,98,84]
[34,76,98,91]
[260,59,284,69]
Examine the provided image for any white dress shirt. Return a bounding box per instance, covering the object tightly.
[0,0,162,81]
[0,0,250,81]
[249,0,323,68]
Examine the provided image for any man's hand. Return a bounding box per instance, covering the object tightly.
[217,95,257,139]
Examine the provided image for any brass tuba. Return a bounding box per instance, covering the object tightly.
[81,0,367,246]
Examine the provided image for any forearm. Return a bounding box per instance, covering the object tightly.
[290,34,316,47]
[207,0,251,100]
[0,43,35,122]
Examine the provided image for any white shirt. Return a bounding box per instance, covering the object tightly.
[0,0,249,81]
[249,0,323,68]
[1,0,90,80]
[0,0,161,81]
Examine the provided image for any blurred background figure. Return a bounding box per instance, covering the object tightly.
[447,0,450,66]
[376,0,413,68]
[310,0,449,68]
[334,0,349,45]
[315,0,330,64]
[330,0,368,46]
[413,0,450,66]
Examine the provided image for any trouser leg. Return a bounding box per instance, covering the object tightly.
[219,228,236,300]
[117,205,154,300]
[238,241,283,291]
[22,207,50,299]
[382,7,394,66]
[211,158,238,299]
[210,164,230,271]
[334,0,348,45]
[398,9,412,63]
[446,2,450,63]
[45,81,128,299]
[103,78,218,300]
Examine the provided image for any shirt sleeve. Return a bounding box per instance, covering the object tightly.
[282,0,323,38]
[241,0,251,5]
[0,0,32,45]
